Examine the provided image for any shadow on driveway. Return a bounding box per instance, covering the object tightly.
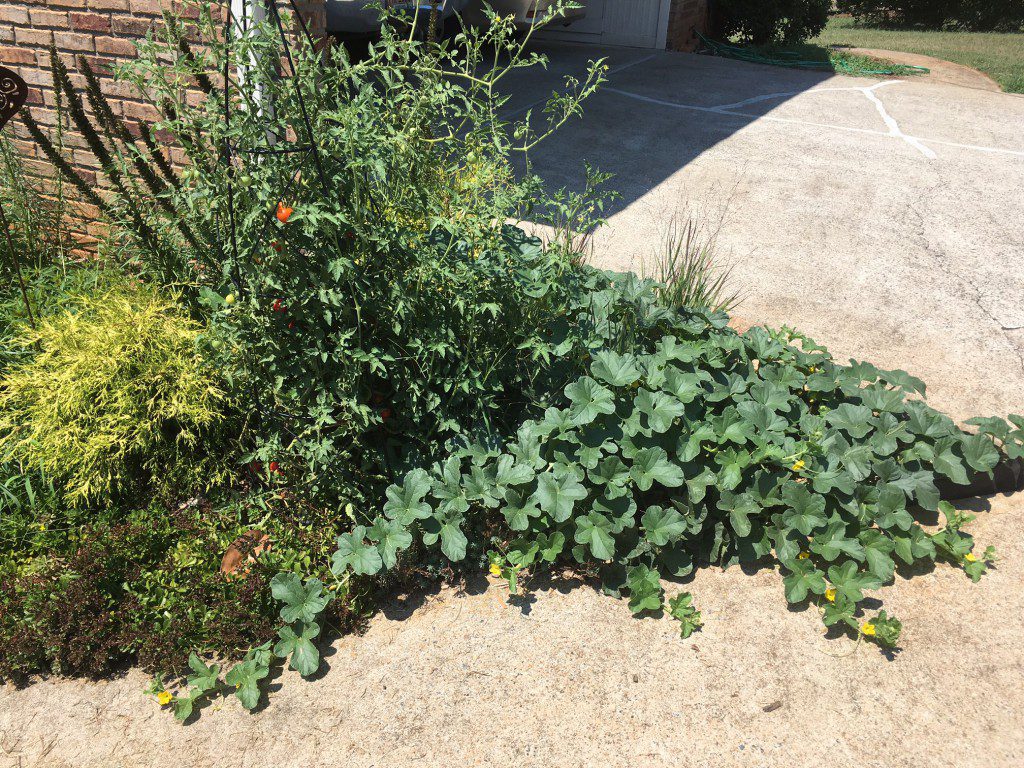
[501,41,834,219]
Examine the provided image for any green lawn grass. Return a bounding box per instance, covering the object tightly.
[811,15,1024,93]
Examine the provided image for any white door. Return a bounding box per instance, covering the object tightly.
[537,0,670,49]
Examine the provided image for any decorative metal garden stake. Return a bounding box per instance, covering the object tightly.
[0,65,36,329]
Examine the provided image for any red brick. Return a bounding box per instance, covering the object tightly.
[73,201,103,220]
[8,122,33,142]
[86,220,109,237]
[77,55,116,75]
[121,100,161,122]
[56,133,91,151]
[22,158,60,179]
[15,28,55,47]
[94,35,137,56]
[71,149,99,167]
[0,47,37,66]
[9,139,38,158]
[70,12,112,32]
[51,31,97,52]
[25,106,61,126]
[170,1,201,21]
[17,67,49,87]
[667,0,709,52]
[86,0,129,10]
[112,16,155,36]
[129,0,165,15]
[29,9,70,27]
[95,79,138,99]
[71,230,100,245]
[37,50,58,69]
[0,7,30,25]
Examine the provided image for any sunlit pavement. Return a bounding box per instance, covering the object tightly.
[508,43,1024,422]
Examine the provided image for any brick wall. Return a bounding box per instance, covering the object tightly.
[666,0,709,52]
[0,0,326,252]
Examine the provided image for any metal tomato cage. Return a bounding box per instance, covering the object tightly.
[221,0,332,299]
[220,1,447,296]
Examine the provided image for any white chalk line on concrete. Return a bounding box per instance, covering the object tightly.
[603,84,1024,160]
[710,85,870,111]
[607,53,659,76]
[861,82,938,158]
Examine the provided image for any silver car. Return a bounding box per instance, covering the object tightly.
[327,1,472,35]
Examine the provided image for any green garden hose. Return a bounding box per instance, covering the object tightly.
[694,30,930,78]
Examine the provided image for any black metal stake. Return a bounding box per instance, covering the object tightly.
[0,200,37,330]
[1,66,33,329]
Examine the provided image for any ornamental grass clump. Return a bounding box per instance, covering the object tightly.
[0,282,227,505]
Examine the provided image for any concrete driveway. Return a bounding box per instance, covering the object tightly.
[509,43,1024,423]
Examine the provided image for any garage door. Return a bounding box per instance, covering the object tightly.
[537,0,670,49]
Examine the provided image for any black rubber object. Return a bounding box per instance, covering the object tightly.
[937,457,1024,501]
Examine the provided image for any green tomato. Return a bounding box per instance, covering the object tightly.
[225,293,236,306]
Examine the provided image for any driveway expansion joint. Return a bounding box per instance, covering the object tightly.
[603,79,1024,160]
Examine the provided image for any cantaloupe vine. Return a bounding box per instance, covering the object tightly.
[159,262,1020,719]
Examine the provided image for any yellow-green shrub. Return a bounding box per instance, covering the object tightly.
[0,282,227,505]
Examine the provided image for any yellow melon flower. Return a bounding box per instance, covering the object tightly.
[825,588,836,602]
[157,691,173,706]
[489,563,502,577]
[809,366,817,373]
[791,460,806,472]
[965,553,977,563]
[861,622,876,636]
[797,551,810,560]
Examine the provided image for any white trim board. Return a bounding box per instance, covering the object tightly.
[536,0,673,49]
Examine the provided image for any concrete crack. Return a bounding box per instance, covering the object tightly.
[906,198,1024,374]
